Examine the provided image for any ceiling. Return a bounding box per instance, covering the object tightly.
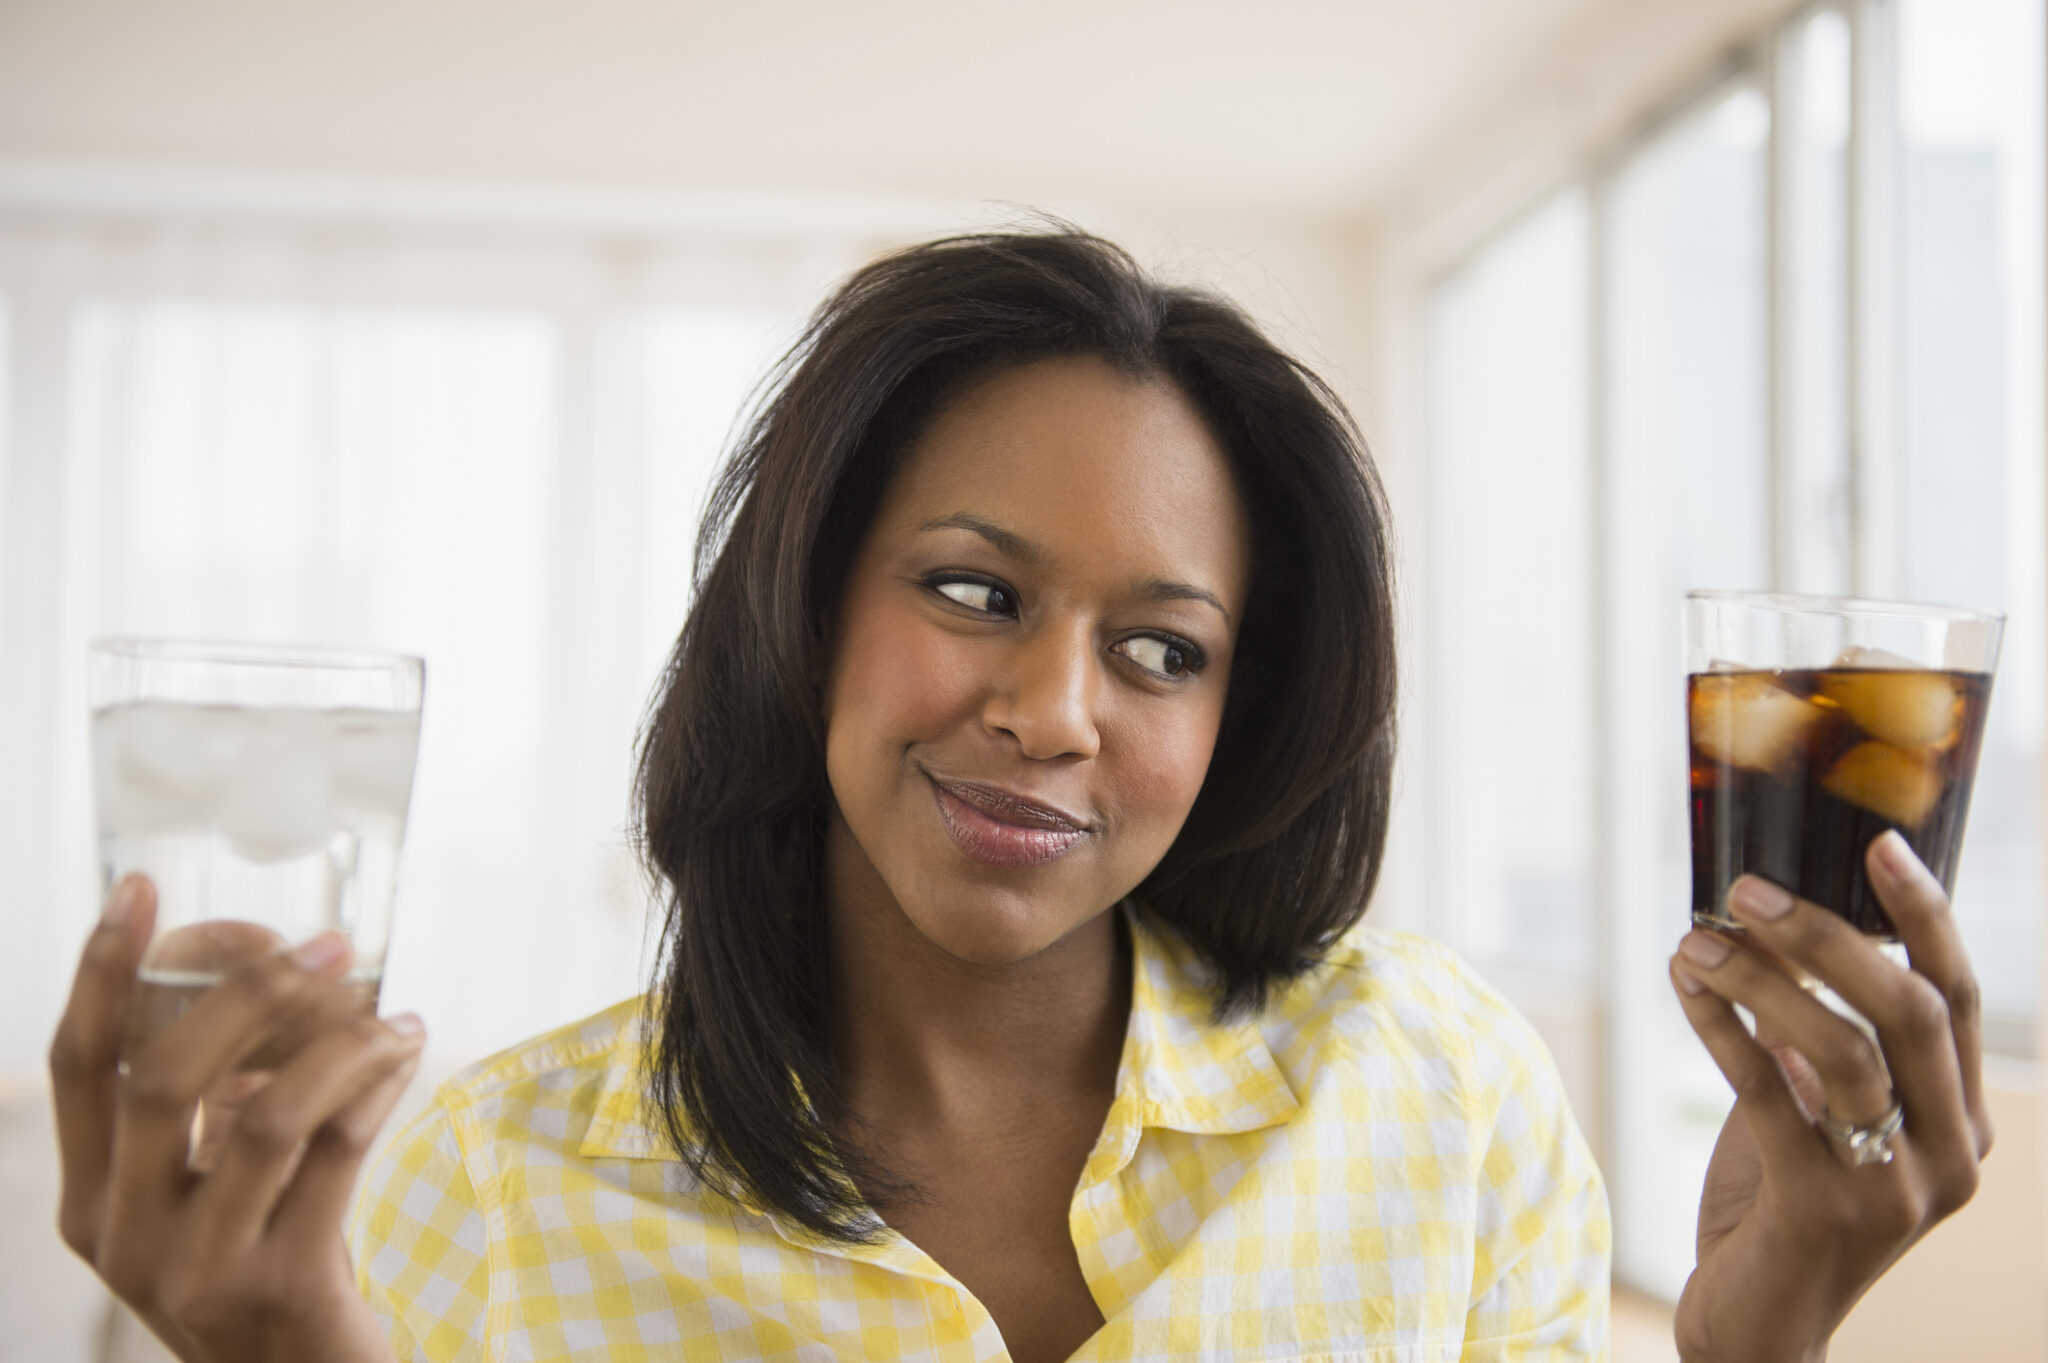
[0,0,1612,220]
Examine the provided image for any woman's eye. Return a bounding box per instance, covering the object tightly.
[1119,635,1198,679]
[935,579,1014,615]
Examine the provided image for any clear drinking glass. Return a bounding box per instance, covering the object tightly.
[1685,592,2003,939]
[88,638,425,1065]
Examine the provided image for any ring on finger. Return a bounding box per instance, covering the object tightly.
[1819,1096,1906,1168]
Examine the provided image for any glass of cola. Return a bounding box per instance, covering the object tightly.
[1685,592,2002,940]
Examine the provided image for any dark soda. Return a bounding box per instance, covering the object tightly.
[1688,665,1993,937]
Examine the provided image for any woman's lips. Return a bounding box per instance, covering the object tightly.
[927,774,1088,869]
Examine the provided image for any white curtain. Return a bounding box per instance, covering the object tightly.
[0,210,885,1080]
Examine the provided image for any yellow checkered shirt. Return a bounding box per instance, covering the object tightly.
[352,912,1610,1360]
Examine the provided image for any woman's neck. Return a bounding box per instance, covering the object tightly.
[823,829,1132,1138]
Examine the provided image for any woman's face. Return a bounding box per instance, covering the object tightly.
[821,355,1251,966]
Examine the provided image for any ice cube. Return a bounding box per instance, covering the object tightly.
[1831,645,1925,671]
[1817,669,1960,749]
[1690,673,1825,774]
[219,716,335,862]
[330,712,422,820]
[93,702,249,836]
[1821,740,1943,827]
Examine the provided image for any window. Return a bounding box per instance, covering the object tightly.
[1896,0,2045,1045]
[1602,81,1773,1303]
[1425,190,1594,981]
[0,255,796,1077]
[1423,0,2045,1303]
[1781,8,1855,596]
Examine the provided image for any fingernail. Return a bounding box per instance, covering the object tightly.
[386,1012,425,1039]
[100,876,141,928]
[1673,962,1708,995]
[1875,830,1920,882]
[1730,877,1794,921]
[287,933,349,971]
[1679,931,1733,969]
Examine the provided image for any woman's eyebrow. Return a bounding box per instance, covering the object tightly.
[918,511,1041,564]
[1139,579,1232,627]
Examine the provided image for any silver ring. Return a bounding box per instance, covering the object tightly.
[1819,1098,1905,1168]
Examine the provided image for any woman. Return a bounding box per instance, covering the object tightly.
[49,228,1991,1362]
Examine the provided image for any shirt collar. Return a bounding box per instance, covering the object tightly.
[578,1008,669,1163]
[1100,903,1302,1138]
[576,902,1303,1170]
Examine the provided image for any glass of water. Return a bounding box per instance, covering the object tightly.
[88,638,425,1066]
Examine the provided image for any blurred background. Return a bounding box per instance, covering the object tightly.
[0,1,2041,1359]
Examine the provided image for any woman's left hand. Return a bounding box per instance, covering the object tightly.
[1667,830,1993,1363]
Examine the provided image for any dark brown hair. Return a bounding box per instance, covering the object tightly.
[633,226,1397,1240]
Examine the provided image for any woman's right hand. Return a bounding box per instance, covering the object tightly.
[48,873,422,1363]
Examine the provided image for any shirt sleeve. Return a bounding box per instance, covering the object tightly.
[349,1096,494,1363]
[1457,988,1613,1361]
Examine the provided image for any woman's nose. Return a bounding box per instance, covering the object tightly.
[983,623,1102,761]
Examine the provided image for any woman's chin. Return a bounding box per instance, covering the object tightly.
[901,895,1092,968]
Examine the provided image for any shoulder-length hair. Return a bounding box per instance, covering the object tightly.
[633,226,1396,1241]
